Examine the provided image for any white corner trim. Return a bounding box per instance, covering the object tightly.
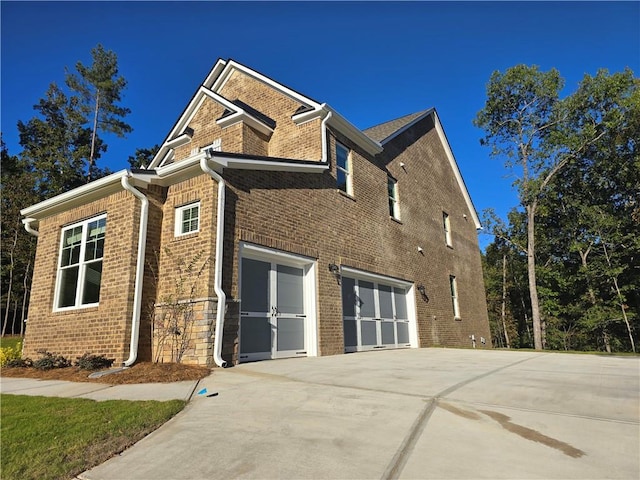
[202,58,228,89]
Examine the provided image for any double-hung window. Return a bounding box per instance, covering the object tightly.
[388,176,400,219]
[55,215,106,309]
[450,275,461,319]
[336,142,352,195]
[443,212,452,247]
[175,202,200,236]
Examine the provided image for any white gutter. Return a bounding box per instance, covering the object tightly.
[120,173,149,367]
[199,152,228,368]
[22,218,39,237]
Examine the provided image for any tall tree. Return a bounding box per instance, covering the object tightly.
[474,66,635,350]
[1,139,38,335]
[66,44,132,180]
[17,83,90,198]
[127,144,160,169]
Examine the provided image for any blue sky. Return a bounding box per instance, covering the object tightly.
[2,2,639,248]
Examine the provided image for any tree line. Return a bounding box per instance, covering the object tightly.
[476,65,639,353]
[1,44,157,336]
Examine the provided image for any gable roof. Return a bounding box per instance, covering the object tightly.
[149,59,382,168]
[363,109,433,143]
[366,108,481,229]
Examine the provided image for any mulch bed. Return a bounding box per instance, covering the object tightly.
[1,362,211,384]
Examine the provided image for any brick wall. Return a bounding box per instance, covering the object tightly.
[23,191,141,365]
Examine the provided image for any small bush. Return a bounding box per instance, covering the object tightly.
[75,353,115,371]
[4,357,32,368]
[0,342,22,367]
[32,351,72,370]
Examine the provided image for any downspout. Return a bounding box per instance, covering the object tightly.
[200,153,228,368]
[23,218,39,237]
[320,104,333,163]
[121,173,149,367]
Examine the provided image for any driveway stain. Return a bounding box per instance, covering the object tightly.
[439,402,482,420]
[480,410,585,458]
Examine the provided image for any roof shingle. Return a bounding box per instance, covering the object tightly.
[363,109,433,143]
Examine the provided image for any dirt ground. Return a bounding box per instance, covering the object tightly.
[1,362,211,384]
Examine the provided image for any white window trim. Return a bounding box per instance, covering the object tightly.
[450,275,461,319]
[443,212,452,247]
[53,214,107,312]
[336,142,353,195]
[388,176,400,220]
[175,201,200,237]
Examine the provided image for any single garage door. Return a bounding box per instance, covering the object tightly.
[341,272,413,353]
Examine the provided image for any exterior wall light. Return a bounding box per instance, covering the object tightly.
[417,284,429,303]
[328,263,341,285]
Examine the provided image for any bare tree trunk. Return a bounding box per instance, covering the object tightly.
[2,230,18,337]
[526,203,543,350]
[11,298,18,335]
[602,242,636,353]
[501,253,511,348]
[20,259,31,337]
[88,89,100,182]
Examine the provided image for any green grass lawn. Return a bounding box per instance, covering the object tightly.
[1,394,185,480]
[0,336,23,349]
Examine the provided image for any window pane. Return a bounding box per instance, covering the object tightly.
[277,265,304,315]
[336,168,347,192]
[394,288,407,319]
[342,277,356,317]
[397,322,410,344]
[389,197,396,217]
[241,258,270,312]
[361,320,377,345]
[379,284,393,319]
[336,144,348,170]
[343,319,357,347]
[82,261,102,304]
[277,317,304,351]
[240,317,272,354]
[381,322,395,345]
[358,281,376,318]
[58,266,79,308]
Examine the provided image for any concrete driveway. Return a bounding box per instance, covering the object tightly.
[81,349,640,480]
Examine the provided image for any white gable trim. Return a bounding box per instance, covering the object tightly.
[208,59,321,110]
[431,110,482,230]
[150,86,274,168]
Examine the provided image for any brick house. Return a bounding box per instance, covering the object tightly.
[20,59,491,367]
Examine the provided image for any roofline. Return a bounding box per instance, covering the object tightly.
[20,170,156,222]
[377,108,435,145]
[431,110,482,229]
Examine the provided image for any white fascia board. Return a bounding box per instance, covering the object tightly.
[165,133,192,149]
[211,60,322,109]
[323,104,383,156]
[291,108,324,125]
[214,156,328,173]
[432,110,482,230]
[20,170,156,221]
[202,58,228,89]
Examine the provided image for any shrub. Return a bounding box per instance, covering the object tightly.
[32,351,72,370]
[4,357,32,368]
[75,353,114,371]
[0,342,22,367]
